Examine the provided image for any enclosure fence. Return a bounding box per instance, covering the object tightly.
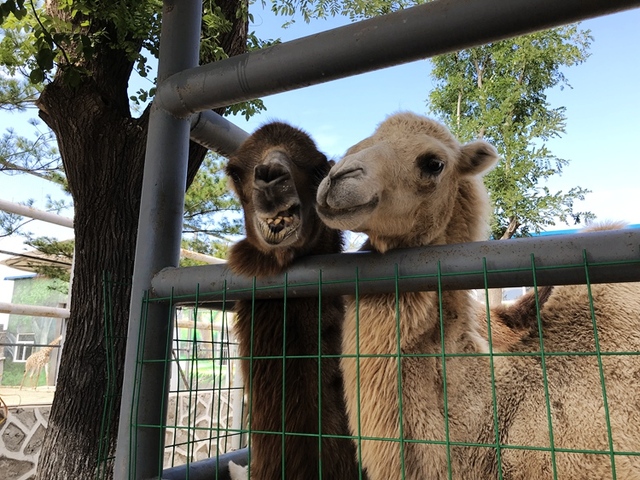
[123,238,640,479]
[113,0,640,479]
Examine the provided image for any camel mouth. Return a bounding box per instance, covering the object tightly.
[316,196,379,228]
[256,205,301,245]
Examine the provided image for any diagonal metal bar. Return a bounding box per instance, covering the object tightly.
[156,0,640,118]
[189,110,249,156]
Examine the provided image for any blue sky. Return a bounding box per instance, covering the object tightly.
[230,5,640,227]
[1,4,639,249]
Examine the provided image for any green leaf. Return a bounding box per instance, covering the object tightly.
[29,67,44,84]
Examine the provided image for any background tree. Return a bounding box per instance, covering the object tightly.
[182,153,243,260]
[270,0,423,21]
[0,1,257,477]
[428,25,595,240]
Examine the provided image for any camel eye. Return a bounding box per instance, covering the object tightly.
[416,153,445,176]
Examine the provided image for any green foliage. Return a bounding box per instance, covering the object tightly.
[1,361,30,387]
[9,276,66,350]
[183,153,242,258]
[0,0,243,88]
[0,0,26,24]
[0,120,63,183]
[429,26,595,238]
[0,77,40,110]
[180,236,230,265]
[270,0,425,22]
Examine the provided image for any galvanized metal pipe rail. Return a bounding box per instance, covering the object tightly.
[156,0,640,118]
[189,110,249,156]
[0,301,69,319]
[151,229,640,303]
[114,1,202,478]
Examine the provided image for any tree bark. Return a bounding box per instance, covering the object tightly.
[34,1,248,478]
[35,75,146,479]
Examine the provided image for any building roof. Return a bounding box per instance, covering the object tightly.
[0,249,72,274]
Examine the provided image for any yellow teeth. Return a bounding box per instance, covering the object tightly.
[266,216,293,226]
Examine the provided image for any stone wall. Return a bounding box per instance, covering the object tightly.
[0,406,50,480]
[0,391,243,478]
[163,389,243,469]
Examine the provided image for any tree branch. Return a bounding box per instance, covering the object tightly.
[29,0,72,66]
[500,216,521,239]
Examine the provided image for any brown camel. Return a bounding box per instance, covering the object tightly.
[225,121,364,479]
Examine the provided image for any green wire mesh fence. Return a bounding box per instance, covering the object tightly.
[131,249,640,479]
[162,305,244,469]
[128,301,246,475]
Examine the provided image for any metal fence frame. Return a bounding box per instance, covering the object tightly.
[114,0,640,478]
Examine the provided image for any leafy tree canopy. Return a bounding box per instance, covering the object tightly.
[0,0,261,262]
[271,0,424,22]
[429,25,596,238]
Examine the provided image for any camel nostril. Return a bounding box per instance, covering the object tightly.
[254,164,290,185]
[331,166,364,181]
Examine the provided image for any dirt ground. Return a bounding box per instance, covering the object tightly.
[0,386,55,407]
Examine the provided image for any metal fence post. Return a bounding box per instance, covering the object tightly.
[114,0,202,478]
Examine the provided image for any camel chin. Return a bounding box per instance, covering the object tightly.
[316,143,387,232]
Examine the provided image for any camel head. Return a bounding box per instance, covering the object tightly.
[226,121,333,253]
[316,112,499,251]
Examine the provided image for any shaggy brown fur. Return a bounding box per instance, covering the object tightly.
[225,121,363,479]
[476,286,554,351]
[478,222,627,351]
[316,112,640,479]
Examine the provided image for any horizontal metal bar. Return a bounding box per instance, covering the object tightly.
[156,0,640,117]
[0,198,73,228]
[189,110,249,156]
[0,342,62,348]
[0,301,70,318]
[162,448,248,480]
[180,248,226,265]
[151,229,640,303]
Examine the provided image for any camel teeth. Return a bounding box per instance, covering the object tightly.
[266,218,273,224]
[273,218,282,225]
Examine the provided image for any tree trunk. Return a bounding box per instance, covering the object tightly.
[33,1,248,478]
[34,76,147,478]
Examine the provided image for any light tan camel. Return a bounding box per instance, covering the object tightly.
[20,335,61,390]
[316,112,640,479]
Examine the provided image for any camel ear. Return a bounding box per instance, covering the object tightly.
[459,140,499,176]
